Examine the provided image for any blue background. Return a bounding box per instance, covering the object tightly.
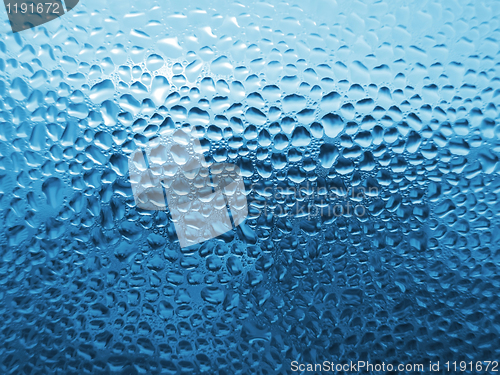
[0,0,499,373]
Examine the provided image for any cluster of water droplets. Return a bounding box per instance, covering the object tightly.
[1,0,500,373]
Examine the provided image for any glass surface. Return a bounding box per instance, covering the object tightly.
[1,0,499,373]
